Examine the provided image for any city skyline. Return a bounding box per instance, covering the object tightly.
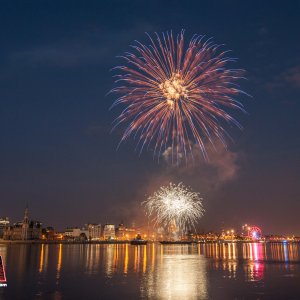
[1,206,299,239]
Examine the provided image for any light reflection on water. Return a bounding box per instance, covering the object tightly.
[1,242,300,299]
[141,245,208,300]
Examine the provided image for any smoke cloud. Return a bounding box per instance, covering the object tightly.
[161,140,240,192]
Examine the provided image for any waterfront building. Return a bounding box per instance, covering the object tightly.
[115,222,137,240]
[116,222,126,239]
[0,217,9,239]
[85,224,102,240]
[64,227,81,238]
[64,227,89,241]
[220,229,236,241]
[103,224,115,240]
[41,227,55,240]
[3,207,42,240]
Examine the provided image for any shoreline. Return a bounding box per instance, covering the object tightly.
[0,240,299,245]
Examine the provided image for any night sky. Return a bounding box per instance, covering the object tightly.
[1,1,299,235]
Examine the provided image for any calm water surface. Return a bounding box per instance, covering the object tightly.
[0,242,300,300]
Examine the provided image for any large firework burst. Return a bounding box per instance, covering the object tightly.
[110,30,246,161]
[143,182,204,234]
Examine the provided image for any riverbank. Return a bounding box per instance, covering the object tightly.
[0,239,131,245]
[1,239,299,245]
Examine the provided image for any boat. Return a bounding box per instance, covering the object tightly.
[160,241,193,245]
[130,234,148,245]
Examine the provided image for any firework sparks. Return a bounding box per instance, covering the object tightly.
[143,183,204,234]
[110,30,247,162]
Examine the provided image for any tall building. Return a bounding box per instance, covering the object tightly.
[21,206,29,240]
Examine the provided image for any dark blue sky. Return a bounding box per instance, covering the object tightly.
[0,1,299,234]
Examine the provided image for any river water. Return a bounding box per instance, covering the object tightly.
[0,242,300,299]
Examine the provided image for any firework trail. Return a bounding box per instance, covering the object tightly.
[143,182,204,234]
[110,30,246,162]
